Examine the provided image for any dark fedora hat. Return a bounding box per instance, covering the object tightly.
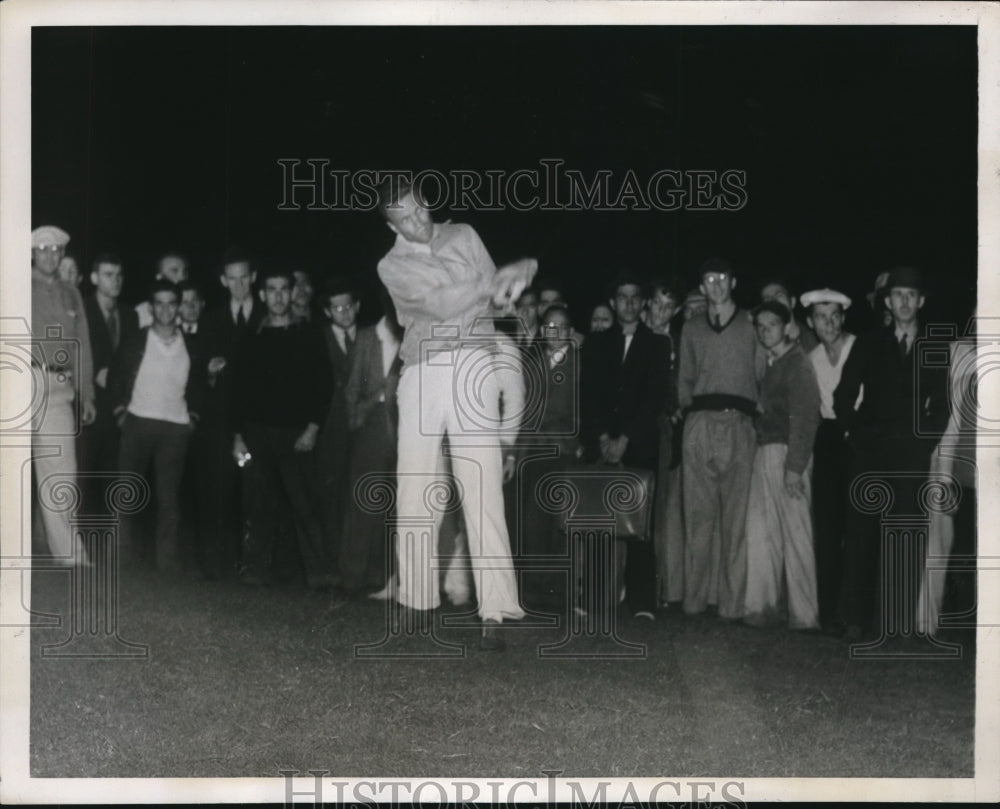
[885,266,924,292]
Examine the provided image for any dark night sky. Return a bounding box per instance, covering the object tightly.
[32,25,977,327]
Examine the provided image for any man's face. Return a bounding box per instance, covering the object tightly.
[516,291,540,332]
[32,245,64,276]
[385,191,434,244]
[152,290,179,329]
[179,289,204,324]
[59,256,81,287]
[221,261,255,302]
[541,308,572,352]
[755,310,788,351]
[325,293,358,330]
[700,270,735,306]
[261,275,292,318]
[590,304,614,333]
[807,302,844,347]
[292,271,313,310]
[761,282,793,311]
[885,286,924,327]
[612,283,644,325]
[91,262,123,300]
[158,255,188,284]
[648,289,679,331]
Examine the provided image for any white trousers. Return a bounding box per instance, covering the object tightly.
[32,377,88,562]
[744,444,819,629]
[394,350,524,621]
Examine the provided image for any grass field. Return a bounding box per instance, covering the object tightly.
[28,563,975,780]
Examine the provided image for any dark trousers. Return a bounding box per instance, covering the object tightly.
[621,445,658,616]
[842,437,930,634]
[811,419,851,628]
[514,449,576,608]
[338,404,396,593]
[118,414,192,571]
[242,421,330,586]
[180,422,217,575]
[317,417,351,580]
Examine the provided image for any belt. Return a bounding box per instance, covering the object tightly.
[687,394,757,418]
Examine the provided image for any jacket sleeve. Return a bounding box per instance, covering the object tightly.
[785,354,822,475]
[184,334,208,421]
[106,331,135,416]
[307,325,333,428]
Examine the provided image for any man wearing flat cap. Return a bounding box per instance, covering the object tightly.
[30,225,96,567]
[801,287,857,635]
[833,267,948,642]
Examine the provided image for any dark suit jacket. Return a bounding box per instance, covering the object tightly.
[319,322,355,451]
[201,299,264,431]
[833,324,949,460]
[83,294,138,416]
[581,322,671,470]
[345,325,402,439]
[107,327,208,422]
[84,295,139,377]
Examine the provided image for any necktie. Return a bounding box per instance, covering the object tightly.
[898,333,908,360]
[236,306,247,328]
[345,331,355,356]
[107,308,120,351]
[713,313,721,329]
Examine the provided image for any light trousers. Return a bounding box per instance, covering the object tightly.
[32,377,88,563]
[682,409,755,618]
[394,350,524,622]
[744,444,819,629]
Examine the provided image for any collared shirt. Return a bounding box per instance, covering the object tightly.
[230,298,253,325]
[809,334,859,419]
[377,222,496,368]
[331,323,358,356]
[893,324,918,355]
[31,268,95,404]
[127,329,191,424]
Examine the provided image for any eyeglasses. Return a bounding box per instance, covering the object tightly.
[328,304,355,313]
[703,273,730,285]
[34,245,64,253]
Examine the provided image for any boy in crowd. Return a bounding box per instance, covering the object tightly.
[800,287,857,635]
[677,258,766,619]
[80,253,138,513]
[110,280,206,572]
[833,267,948,641]
[231,267,333,588]
[318,276,361,581]
[581,271,670,619]
[743,301,821,629]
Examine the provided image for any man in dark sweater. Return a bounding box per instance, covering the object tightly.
[743,301,821,629]
[833,266,948,641]
[677,257,767,619]
[231,267,334,588]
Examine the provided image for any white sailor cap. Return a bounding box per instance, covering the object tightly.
[31,225,70,249]
[800,288,852,310]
